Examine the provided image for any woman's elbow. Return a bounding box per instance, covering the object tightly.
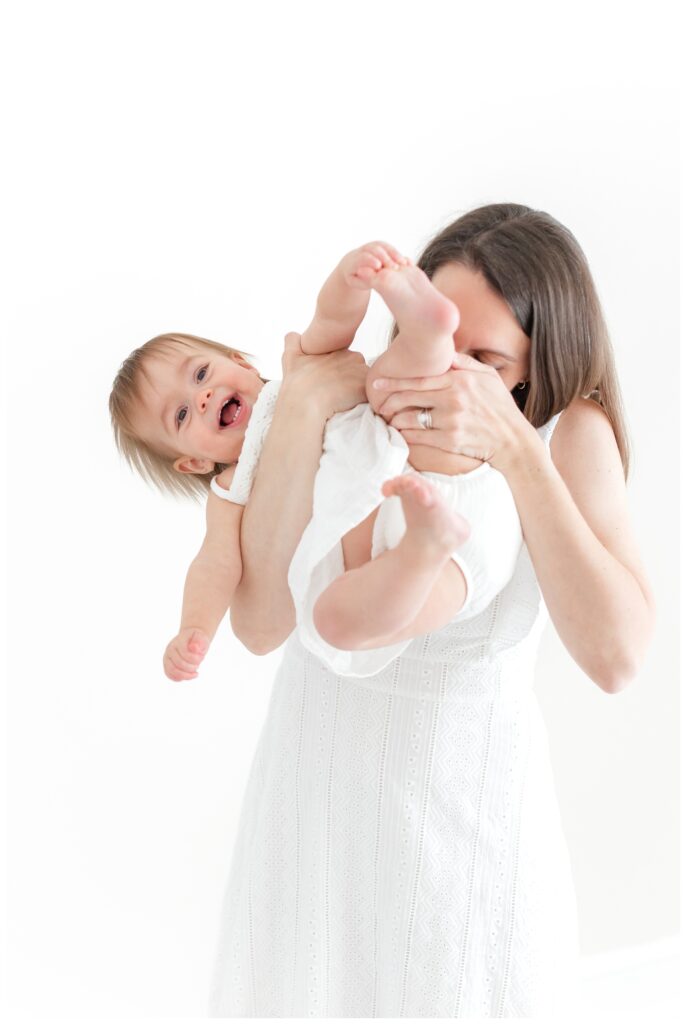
[588,606,654,694]
[229,612,286,655]
[242,635,279,656]
[230,628,276,655]
[591,651,642,695]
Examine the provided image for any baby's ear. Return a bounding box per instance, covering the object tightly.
[231,352,259,374]
[173,455,215,476]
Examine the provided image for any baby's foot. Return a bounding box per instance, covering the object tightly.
[381,473,470,553]
[372,262,459,336]
[342,240,411,291]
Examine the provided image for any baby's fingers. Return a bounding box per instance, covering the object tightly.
[175,648,204,671]
[165,646,201,676]
[164,659,199,682]
[373,373,455,394]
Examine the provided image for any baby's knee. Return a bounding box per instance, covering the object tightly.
[313,592,338,646]
[313,591,359,650]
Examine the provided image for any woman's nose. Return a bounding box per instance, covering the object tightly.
[196,388,213,413]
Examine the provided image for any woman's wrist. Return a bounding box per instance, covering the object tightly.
[494,415,549,482]
[277,374,330,430]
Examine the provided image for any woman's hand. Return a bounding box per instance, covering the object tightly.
[372,352,541,473]
[280,331,368,421]
[230,333,367,655]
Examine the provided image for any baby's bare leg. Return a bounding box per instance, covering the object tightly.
[301,241,408,355]
[365,263,459,413]
[364,262,481,476]
[313,474,470,650]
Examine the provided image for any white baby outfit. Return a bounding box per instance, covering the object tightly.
[207,377,579,1016]
[211,378,524,676]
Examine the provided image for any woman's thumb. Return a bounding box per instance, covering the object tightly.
[283,331,302,350]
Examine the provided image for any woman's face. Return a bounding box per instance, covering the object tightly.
[131,345,264,475]
[430,263,530,390]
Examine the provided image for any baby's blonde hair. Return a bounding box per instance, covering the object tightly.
[109,332,260,503]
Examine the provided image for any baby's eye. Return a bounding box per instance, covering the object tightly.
[196,364,209,383]
[176,407,188,427]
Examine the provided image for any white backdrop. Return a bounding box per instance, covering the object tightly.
[4,0,681,1016]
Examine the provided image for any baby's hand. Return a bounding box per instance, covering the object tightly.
[340,241,411,291]
[163,627,211,681]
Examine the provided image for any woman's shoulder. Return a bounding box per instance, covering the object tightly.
[549,396,621,478]
[553,395,615,441]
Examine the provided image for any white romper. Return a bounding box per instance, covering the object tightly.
[211,378,524,676]
[208,378,579,1017]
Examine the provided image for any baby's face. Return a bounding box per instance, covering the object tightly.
[131,345,264,475]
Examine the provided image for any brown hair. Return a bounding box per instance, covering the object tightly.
[109,332,261,503]
[398,203,631,478]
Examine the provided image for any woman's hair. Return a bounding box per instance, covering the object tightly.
[109,332,260,503]
[396,203,631,478]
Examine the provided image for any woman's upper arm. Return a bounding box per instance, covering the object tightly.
[550,397,654,609]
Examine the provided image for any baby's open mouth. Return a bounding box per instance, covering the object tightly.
[218,394,242,428]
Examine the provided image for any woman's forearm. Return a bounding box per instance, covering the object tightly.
[504,432,654,693]
[230,386,328,653]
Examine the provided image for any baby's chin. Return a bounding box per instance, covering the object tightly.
[214,437,244,467]
[216,399,253,461]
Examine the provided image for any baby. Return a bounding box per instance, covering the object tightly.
[109,242,522,681]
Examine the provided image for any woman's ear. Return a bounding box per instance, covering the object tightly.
[173,455,215,476]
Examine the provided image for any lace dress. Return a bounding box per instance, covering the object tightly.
[207,389,579,1017]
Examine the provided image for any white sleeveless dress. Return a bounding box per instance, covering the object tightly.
[207,384,579,1017]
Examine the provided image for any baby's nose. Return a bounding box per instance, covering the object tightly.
[196,388,213,413]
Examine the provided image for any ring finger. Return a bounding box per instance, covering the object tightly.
[389,406,438,430]
[377,388,447,419]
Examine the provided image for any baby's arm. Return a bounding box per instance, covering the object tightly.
[300,241,408,355]
[163,468,243,681]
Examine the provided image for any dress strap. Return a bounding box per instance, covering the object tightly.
[537,411,563,449]
[210,475,235,501]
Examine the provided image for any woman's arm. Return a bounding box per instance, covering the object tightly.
[504,397,655,693]
[375,359,655,693]
[229,334,368,654]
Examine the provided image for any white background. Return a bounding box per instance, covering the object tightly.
[3,0,681,1017]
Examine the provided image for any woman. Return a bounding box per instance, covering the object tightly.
[208,204,655,1017]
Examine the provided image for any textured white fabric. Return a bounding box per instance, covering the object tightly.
[286,400,522,675]
[209,475,234,501]
[222,392,523,676]
[210,379,282,506]
[208,410,580,1018]
[375,463,522,624]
